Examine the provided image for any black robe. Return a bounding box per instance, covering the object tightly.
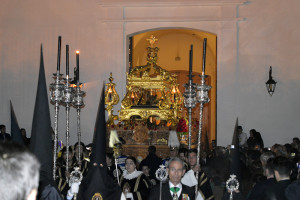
[148,181,195,200]
[196,170,215,200]
[264,179,292,200]
[120,173,151,200]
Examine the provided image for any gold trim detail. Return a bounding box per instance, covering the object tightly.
[92,193,103,200]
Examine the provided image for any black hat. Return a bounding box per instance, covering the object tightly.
[77,84,122,200]
[30,45,55,189]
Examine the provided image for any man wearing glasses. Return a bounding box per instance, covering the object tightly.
[149,157,195,200]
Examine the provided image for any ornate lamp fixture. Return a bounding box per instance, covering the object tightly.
[49,36,86,179]
[266,66,277,96]
[105,73,119,126]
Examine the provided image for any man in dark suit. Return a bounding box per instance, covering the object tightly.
[182,149,214,200]
[0,125,11,142]
[247,158,276,200]
[264,156,293,200]
[149,157,195,200]
[139,145,162,179]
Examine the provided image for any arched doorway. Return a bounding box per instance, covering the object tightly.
[127,28,217,149]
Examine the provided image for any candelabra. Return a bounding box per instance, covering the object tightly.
[49,36,64,180]
[72,83,85,163]
[49,37,86,181]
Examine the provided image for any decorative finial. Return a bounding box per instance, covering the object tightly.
[147,35,158,48]
[226,174,239,200]
[155,165,168,182]
[109,72,114,83]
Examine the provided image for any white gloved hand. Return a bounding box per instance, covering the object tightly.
[67,182,81,200]
[70,182,81,194]
[125,192,134,200]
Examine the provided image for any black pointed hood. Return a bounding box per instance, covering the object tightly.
[30,44,53,185]
[10,101,24,145]
[78,83,122,200]
[230,118,241,181]
[90,84,107,166]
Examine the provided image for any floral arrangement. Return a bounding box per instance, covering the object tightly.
[176,118,188,133]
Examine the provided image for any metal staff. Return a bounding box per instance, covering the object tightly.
[72,51,85,163]
[183,45,197,149]
[72,85,85,163]
[183,80,196,149]
[109,130,122,184]
[195,38,211,195]
[69,167,83,200]
[226,174,240,200]
[62,44,74,173]
[112,144,121,184]
[49,36,64,180]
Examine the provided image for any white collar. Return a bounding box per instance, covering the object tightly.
[123,169,143,180]
[169,181,182,197]
[169,181,182,189]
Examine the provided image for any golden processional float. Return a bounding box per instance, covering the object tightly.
[105,35,184,158]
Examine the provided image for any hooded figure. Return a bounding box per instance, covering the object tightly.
[10,101,24,145]
[222,118,244,200]
[30,45,62,200]
[77,84,123,200]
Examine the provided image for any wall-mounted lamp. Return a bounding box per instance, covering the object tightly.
[265,66,277,96]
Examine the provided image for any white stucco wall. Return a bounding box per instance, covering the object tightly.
[0,0,299,147]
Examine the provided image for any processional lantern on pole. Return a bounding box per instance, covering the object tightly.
[195,38,211,195]
[72,50,86,164]
[61,44,74,173]
[49,36,64,180]
[183,45,197,150]
[183,38,212,196]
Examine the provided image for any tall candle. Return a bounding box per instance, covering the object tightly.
[189,44,193,80]
[202,38,207,75]
[76,50,80,84]
[57,36,61,72]
[66,45,69,76]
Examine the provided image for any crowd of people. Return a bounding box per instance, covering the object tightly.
[1,124,300,200]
